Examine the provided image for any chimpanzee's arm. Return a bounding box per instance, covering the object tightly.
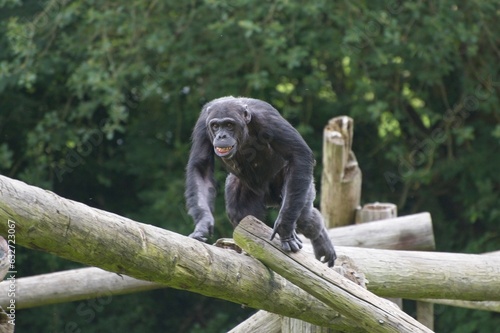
[267,116,315,251]
[185,118,216,242]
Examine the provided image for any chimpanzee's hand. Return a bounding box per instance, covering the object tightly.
[311,228,336,267]
[271,219,303,253]
[188,215,214,242]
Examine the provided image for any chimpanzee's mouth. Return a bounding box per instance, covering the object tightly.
[215,146,234,157]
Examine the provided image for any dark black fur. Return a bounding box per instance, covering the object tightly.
[185,96,336,266]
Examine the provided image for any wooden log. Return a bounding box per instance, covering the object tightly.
[320,116,362,227]
[0,267,161,309]
[239,212,434,332]
[233,217,433,333]
[419,299,500,313]
[0,175,356,330]
[331,246,500,301]
[0,213,433,310]
[420,250,500,313]
[323,212,435,251]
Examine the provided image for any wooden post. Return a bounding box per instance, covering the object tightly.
[417,302,434,330]
[356,202,397,224]
[320,116,362,228]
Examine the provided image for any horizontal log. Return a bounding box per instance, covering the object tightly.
[420,299,500,313]
[307,212,435,251]
[0,175,355,330]
[0,267,160,309]
[0,172,434,309]
[419,250,500,312]
[331,247,500,301]
[234,217,432,333]
[0,211,434,310]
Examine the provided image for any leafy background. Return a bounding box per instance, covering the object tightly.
[0,0,499,332]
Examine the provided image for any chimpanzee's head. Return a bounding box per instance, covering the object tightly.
[205,98,252,159]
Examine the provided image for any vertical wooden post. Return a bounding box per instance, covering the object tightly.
[320,116,362,228]
[417,302,434,330]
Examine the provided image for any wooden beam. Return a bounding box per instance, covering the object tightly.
[0,175,354,329]
[233,217,433,333]
[321,212,435,251]
[330,246,500,301]
[0,267,160,309]
[239,212,435,333]
[0,212,433,310]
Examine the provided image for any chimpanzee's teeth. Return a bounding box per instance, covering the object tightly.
[216,146,233,153]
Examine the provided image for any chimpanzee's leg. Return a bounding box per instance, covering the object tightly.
[296,183,336,267]
[225,174,266,227]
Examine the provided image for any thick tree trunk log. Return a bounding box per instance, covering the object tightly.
[0,175,498,330]
[0,211,433,310]
[0,175,355,330]
[233,217,433,333]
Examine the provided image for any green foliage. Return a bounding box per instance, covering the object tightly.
[0,0,498,332]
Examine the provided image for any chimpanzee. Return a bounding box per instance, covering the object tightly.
[185,96,336,267]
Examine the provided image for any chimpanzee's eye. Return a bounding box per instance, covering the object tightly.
[211,123,220,131]
[226,123,233,130]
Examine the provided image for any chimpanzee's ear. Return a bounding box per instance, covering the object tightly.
[243,104,252,124]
